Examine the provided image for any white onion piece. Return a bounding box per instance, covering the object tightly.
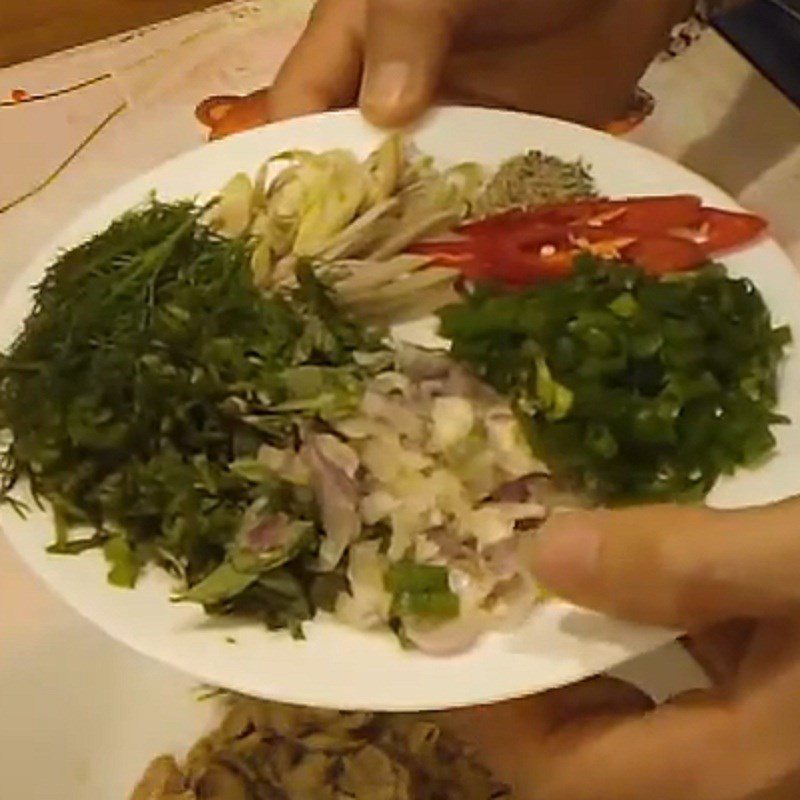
[430,396,475,451]
[303,434,361,570]
[361,490,400,525]
[395,344,452,381]
[487,571,541,631]
[482,538,519,582]
[404,614,484,656]
[370,370,412,397]
[335,542,391,629]
[494,502,548,524]
[361,391,424,441]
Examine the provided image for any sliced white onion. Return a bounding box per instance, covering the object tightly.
[361,391,424,441]
[430,396,475,451]
[404,614,484,656]
[486,570,541,631]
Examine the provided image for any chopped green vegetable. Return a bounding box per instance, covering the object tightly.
[104,536,141,588]
[386,561,450,594]
[394,589,460,620]
[533,354,574,421]
[46,532,107,555]
[208,567,315,638]
[386,561,460,620]
[440,257,791,502]
[0,200,384,633]
[174,561,258,605]
[231,515,315,573]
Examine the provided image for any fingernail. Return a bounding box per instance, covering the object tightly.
[532,523,602,594]
[360,60,411,117]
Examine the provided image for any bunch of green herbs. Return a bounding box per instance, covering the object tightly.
[439,256,791,503]
[0,200,384,634]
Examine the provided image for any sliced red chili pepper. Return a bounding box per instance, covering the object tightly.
[600,196,703,235]
[461,201,609,233]
[569,225,633,244]
[467,225,576,284]
[458,210,558,238]
[531,195,702,233]
[621,236,705,275]
[696,207,768,254]
[531,250,577,281]
[424,219,577,283]
[411,197,767,286]
[461,196,704,238]
[195,94,240,126]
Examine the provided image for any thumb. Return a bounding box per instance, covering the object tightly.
[359,0,466,127]
[529,498,800,629]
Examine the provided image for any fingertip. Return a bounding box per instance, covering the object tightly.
[359,0,452,128]
[359,96,428,129]
[359,59,431,128]
[529,511,603,598]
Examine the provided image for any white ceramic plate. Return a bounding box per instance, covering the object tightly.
[2,108,800,712]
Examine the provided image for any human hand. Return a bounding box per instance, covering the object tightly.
[441,499,800,800]
[206,0,692,137]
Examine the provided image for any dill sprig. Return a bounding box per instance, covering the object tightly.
[0,200,381,633]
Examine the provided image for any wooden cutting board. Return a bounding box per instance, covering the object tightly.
[1,0,222,67]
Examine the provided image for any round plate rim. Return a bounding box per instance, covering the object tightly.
[2,106,798,711]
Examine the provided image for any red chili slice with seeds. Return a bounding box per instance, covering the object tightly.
[408,196,768,286]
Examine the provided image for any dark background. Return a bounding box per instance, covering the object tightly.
[716,0,800,107]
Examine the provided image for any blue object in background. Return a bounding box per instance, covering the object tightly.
[714,0,800,107]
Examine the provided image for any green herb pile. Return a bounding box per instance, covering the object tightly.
[439,257,791,502]
[0,200,382,633]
